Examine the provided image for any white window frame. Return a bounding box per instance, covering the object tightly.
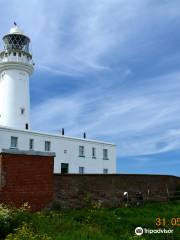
[103,168,108,174]
[10,136,18,149]
[103,149,108,160]
[79,146,85,157]
[45,141,51,152]
[92,147,96,158]
[79,166,85,174]
[29,139,34,150]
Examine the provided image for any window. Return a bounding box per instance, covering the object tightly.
[13,52,16,56]
[103,149,108,160]
[79,167,84,174]
[103,168,108,174]
[25,123,29,130]
[10,136,18,148]
[45,141,51,152]
[79,146,85,157]
[92,147,96,158]
[29,139,34,150]
[1,72,5,80]
[20,108,25,115]
[61,163,69,174]
[64,150,67,154]
[18,53,21,57]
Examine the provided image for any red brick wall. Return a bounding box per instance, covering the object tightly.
[0,152,54,211]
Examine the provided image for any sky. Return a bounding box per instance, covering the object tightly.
[0,0,180,176]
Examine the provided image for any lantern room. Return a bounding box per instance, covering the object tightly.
[3,24,30,53]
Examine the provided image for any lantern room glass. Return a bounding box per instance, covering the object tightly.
[3,34,30,53]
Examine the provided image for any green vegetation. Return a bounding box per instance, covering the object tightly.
[0,201,179,240]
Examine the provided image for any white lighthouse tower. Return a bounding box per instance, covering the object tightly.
[0,23,34,130]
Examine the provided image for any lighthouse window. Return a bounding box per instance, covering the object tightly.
[20,108,25,115]
[10,136,18,149]
[1,73,5,80]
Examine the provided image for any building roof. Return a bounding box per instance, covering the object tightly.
[0,125,116,146]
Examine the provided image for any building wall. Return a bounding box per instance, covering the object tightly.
[54,174,179,208]
[0,69,30,129]
[0,151,54,211]
[0,127,116,174]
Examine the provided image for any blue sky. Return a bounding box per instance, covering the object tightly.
[1,0,180,176]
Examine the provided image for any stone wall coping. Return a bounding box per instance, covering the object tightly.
[54,173,179,178]
[1,148,56,157]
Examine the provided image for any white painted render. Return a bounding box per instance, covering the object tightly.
[0,126,116,173]
[0,26,33,130]
[0,68,30,129]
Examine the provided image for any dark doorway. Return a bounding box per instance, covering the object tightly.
[61,163,69,174]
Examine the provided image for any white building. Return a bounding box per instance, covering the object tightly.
[0,24,116,174]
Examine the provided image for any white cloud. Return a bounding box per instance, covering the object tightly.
[31,69,180,157]
[1,0,180,162]
[2,0,179,76]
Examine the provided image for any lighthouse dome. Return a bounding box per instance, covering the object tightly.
[10,25,24,35]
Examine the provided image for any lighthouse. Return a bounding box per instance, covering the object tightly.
[0,24,34,130]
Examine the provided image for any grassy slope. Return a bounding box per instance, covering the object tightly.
[27,201,180,240]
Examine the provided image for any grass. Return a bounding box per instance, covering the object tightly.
[1,201,180,240]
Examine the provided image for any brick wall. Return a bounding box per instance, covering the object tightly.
[0,150,55,211]
[54,174,179,208]
[0,150,179,210]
